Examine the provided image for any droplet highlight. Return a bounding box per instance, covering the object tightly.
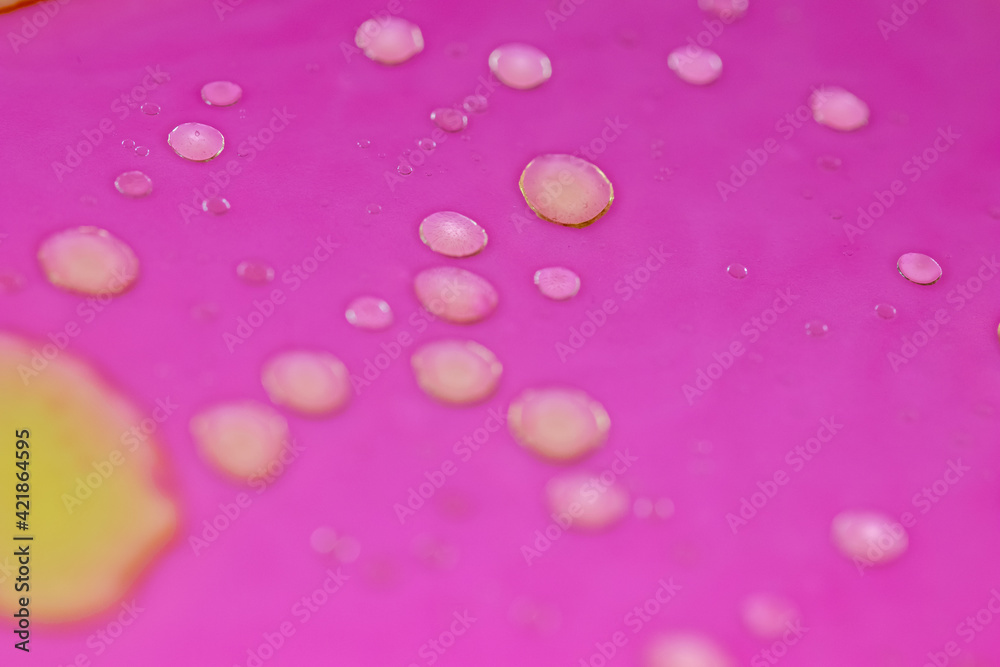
[488,43,552,90]
[507,388,610,462]
[355,16,424,65]
[897,252,942,285]
[201,81,243,106]
[810,87,870,132]
[38,227,139,296]
[411,340,502,405]
[345,296,394,330]
[414,267,498,324]
[114,171,152,198]
[167,122,225,161]
[520,154,614,228]
[419,211,488,258]
[534,267,580,300]
[667,47,723,85]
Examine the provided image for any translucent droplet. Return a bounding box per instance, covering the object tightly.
[462,94,489,114]
[667,46,723,85]
[121,139,135,150]
[236,259,275,285]
[38,227,139,296]
[534,267,580,300]
[141,102,160,115]
[201,80,243,106]
[418,138,436,151]
[345,296,393,330]
[134,145,150,157]
[202,196,231,214]
[419,211,488,258]
[114,170,152,198]
[875,303,897,319]
[261,350,351,416]
[367,203,382,214]
[698,0,748,20]
[520,154,614,228]
[507,387,610,462]
[831,510,908,565]
[633,497,654,518]
[726,263,747,279]
[546,472,629,530]
[397,163,413,176]
[644,634,733,667]
[355,16,424,65]
[742,594,800,640]
[0,272,25,293]
[411,340,502,405]
[310,526,340,554]
[167,122,224,161]
[654,498,675,518]
[189,401,290,480]
[817,155,842,171]
[897,252,942,285]
[810,87,869,132]
[430,107,468,133]
[357,139,371,148]
[804,320,828,337]
[414,267,498,324]
[488,43,552,90]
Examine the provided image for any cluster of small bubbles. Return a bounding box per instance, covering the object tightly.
[817,155,842,170]
[122,139,135,150]
[367,203,382,214]
[236,260,275,285]
[202,196,231,215]
[418,138,436,151]
[805,320,829,337]
[134,145,149,157]
[726,263,748,279]
[653,166,672,181]
[141,103,160,115]
[357,139,371,148]
[397,163,413,176]
[875,303,897,319]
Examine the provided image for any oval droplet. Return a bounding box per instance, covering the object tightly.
[507,387,610,462]
[810,87,869,132]
[261,351,351,417]
[875,303,897,319]
[419,211,488,258]
[397,163,413,176]
[167,122,225,161]
[430,107,468,133]
[534,267,580,300]
[134,145,150,157]
[38,227,139,296]
[546,472,629,530]
[357,139,371,148]
[201,80,243,106]
[411,340,502,404]
[114,171,152,198]
[520,154,614,228]
[141,102,160,115]
[414,267,498,324]
[698,0,748,20]
[236,259,275,285]
[121,139,135,150]
[742,594,800,640]
[645,634,734,667]
[804,320,828,337]
[310,526,340,554]
[667,47,723,85]
[345,296,393,330]
[726,263,747,279]
[189,400,291,480]
[897,252,942,285]
[831,510,908,565]
[367,203,382,215]
[462,94,489,114]
[203,196,231,215]
[488,43,552,90]
[355,16,424,65]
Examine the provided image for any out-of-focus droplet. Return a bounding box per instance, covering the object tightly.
[667,47,723,85]
[0,272,25,293]
[357,139,371,148]
[355,16,424,65]
[201,80,243,106]
[411,340,502,404]
[134,145,150,157]
[236,259,275,285]
[897,252,942,285]
[817,155,842,171]
[414,266,498,324]
[534,267,580,300]
[810,87,869,131]
[462,94,489,114]
[419,211,488,258]
[261,350,351,417]
[310,526,339,554]
[167,122,225,161]
[508,387,610,462]
[546,472,629,530]
[122,139,135,150]
[742,594,800,640]
[345,296,393,330]
[831,510,908,565]
[645,634,734,667]
[726,263,747,279]
[412,534,459,571]
[488,43,552,90]
[520,154,614,228]
[654,498,674,518]
[805,320,829,337]
[114,171,152,198]
[367,203,382,215]
[634,497,654,518]
[699,0,748,20]
[418,138,436,151]
[397,163,413,176]
[141,102,160,115]
[431,107,468,133]
[189,400,290,481]
[875,303,897,319]
[38,227,139,296]
[203,197,231,215]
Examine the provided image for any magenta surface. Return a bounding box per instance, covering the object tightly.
[2,0,1000,665]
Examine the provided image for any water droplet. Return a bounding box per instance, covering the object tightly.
[134,145,150,157]
[430,107,468,133]
[546,472,629,530]
[534,267,580,300]
[520,154,614,228]
[654,498,675,518]
[397,163,413,176]
[488,43,552,90]
[345,296,393,330]
[507,388,610,462]
[411,340,502,404]
[810,87,869,132]
[202,196,231,215]
[742,594,800,640]
[167,122,225,161]
[897,252,942,285]
[419,211,488,258]
[414,267,498,324]
[238,109,247,119]
[418,138,436,151]
[644,634,734,667]
[0,272,25,293]
[367,203,382,214]
[236,259,275,285]
[804,320,829,337]
[875,303,897,319]
[121,139,135,150]
[817,155,842,171]
[38,227,139,296]
[698,0,748,20]
[726,263,747,279]
[355,16,424,65]
[667,46,723,85]
[310,526,340,554]
[831,510,908,565]
[141,102,160,115]
[190,401,291,480]
[113,171,152,198]
[462,94,489,114]
[357,139,371,148]
[634,498,654,518]
[201,80,243,106]
[261,351,351,416]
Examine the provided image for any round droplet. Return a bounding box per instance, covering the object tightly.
[397,163,413,176]
[645,634,733,667]
[203,196,231,215]
[414,267,498,324]
[534,267,580,300]
[507,387,610,462]
[897,252,942,285]
[134,145,150,157]
[38,227,139,296]
[875,303,897,319]
[345,296,393,330]
[634,498,654,518]
[310,526,340,554]
[141,102,160,115]
[261,350,351,417]
[462,94,489,114]
[418,138,436,151]
[121,139,135,150]
[698,0,748,20]
[488,43,552,90]
[114,171,152,198]
[367,203,382,215]
[667,47,723,85]
[654,498,675,518]
[355,16,424,65]
[201,80,243,106]
[419,211,488,258]
[726,263,747,279]
[167,122,225,161]
[411,340,502,405]
[546,472,629,530]
[236,260,275,285]
[357,139,371,148]
[430,107,468,133]
[831,510,908,565]
[190,401,290,481]
[805,320,828,337]
[520,154,614,228]
[810,87,869,132]
[742,594,799,639]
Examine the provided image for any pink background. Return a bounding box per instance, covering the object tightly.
[2,0,1000,664]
